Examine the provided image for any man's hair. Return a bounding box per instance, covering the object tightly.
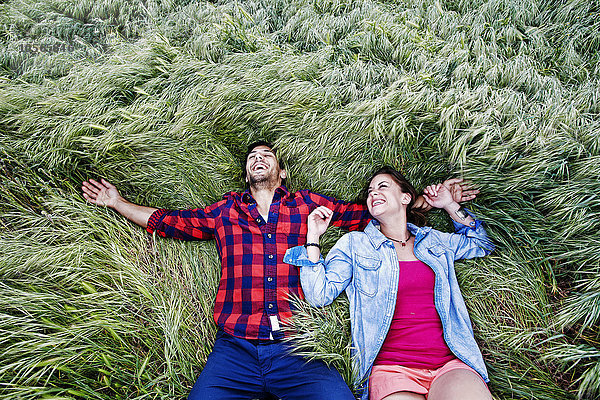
[244,140,285,171]
[359,166,426,226]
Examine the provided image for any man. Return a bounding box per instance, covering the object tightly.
[82,141,476,399]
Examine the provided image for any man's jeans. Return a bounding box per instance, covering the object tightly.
[188,330,355,400]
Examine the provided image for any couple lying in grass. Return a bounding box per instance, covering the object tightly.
[82,141,494,400]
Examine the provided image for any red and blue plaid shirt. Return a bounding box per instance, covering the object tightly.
[146,186,370,340]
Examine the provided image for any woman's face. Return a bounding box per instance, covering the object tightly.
[367,173,411,219]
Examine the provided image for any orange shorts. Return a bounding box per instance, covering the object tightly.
[368,359,486,400]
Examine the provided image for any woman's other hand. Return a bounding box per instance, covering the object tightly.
[306,206,333,262]
[423,183,455,209]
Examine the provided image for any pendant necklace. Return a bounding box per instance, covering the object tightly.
[386,232,411,247]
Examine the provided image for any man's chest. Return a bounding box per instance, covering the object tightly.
[212,201,313,253]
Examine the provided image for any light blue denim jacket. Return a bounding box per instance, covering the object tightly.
[283,213,494,400]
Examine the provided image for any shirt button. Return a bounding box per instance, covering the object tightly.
[268,304,273,309]
[267,234,272,238]
[267,277,273,282]
[268,255,273,259]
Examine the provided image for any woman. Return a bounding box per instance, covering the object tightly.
[283,167,494,400]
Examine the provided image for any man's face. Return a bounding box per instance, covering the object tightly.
[245,145,287,187]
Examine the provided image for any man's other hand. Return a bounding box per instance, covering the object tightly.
[443,178,479,204]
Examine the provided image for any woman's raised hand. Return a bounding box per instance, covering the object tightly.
[423,183,455,209]
[307,206,334,240]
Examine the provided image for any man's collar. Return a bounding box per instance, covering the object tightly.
[276,185,290,198]
[242,190,252,203]
[241,185,290,204]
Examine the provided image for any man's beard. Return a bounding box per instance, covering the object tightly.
[248,173,278,189]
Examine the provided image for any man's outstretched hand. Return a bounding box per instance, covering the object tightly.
[82,178,156,228]
[82,178,122,209]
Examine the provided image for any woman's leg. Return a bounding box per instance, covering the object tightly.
[427,369,492,400]
[382,392,425,400]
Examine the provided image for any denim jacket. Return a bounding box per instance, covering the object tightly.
[283,213,494,400]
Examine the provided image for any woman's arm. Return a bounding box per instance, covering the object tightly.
[423,183,494,259]
[423,183,475,227]
[304,206,335,261]
[415,178,480,212]
[283,206,355,307]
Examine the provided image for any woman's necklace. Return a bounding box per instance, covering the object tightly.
[385,232,411,247]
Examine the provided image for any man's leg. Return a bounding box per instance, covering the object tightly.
[263,341,355,400]
[188,331,266,400]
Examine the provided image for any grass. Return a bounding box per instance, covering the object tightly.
[1,0,600,398]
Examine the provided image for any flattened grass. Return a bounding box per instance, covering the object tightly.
[1,0,600,398]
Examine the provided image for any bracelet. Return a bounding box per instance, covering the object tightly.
[304,243,321,250]
[455,206,469,220]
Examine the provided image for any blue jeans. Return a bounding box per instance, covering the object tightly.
[188,330,355,400]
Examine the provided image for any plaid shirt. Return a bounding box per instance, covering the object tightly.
[146,186,370,340]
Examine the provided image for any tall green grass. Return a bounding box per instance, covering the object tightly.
[1,0,599,398]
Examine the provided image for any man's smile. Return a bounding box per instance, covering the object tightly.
[252,162,268,172]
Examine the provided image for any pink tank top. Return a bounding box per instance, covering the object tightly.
[374,260,455,369]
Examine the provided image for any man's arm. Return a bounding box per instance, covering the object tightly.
[307,191,370,231]
[306,178,479,230]
[83,178,218,241]
[82,178,156,228]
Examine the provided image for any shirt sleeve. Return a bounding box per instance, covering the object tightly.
[306,192,371,231]
[283,233,354,307]
[145,200,222,241]
[443,209,495,260]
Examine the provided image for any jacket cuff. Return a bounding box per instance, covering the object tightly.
[146,209,169,234]
[283,246,324,267]
[452,208,483,234]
